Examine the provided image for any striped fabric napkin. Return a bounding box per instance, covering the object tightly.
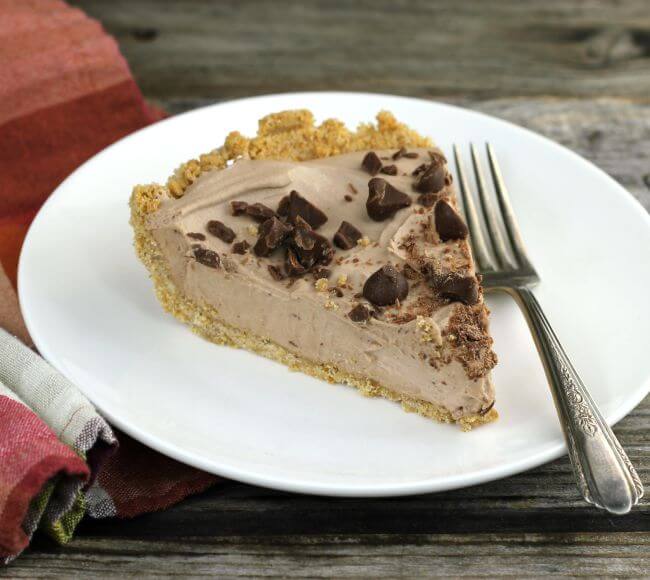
[0,0,218,562]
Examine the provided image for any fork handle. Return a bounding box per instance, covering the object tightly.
[508,286,644,514]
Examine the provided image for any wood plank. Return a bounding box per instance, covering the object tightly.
[70,0,650,101]
[7,533,650,577]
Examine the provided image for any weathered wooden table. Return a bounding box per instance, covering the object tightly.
[7,1,650,576]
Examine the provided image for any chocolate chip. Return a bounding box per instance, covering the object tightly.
[418,192,440,207]
[361,151,383,175]
[232,240,250,254]
[207,220,236,243]
[187,232,206,241]
[253,217,293,257]
[429,272,479,305]
[414,163,446,194]
[246,203,277,223]
[285,247,307,277]
[366,178,412,221]
[348,304,371,322]
[332,287,344,298]
[344,194,353,202]
[334,221,363,250]
[193,247,220,268]
[286,190,328,229]
[231,200,249,216]
[380,164,398,176]
[277,195,290,217]
[267,264,286,281]
[290,216,333,268]
[363,264,409,306]
[435,200,468,241]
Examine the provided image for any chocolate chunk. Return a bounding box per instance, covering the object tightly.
[267,264,286,281]
[333,221,363,250]
[380,164,398,176]
[435,200,468,241]
[277,195,290,217]
[428,150,447,165]
[285,247,308,277]
[348,304,371,322]
[187,232,206,241]
[366,178,412,221]
[414,163,446,194]
[231,200,249,216]
[417,192,439,207]
[286,190,328,229]
[363,264,409,306]
[253,217,292,257]
[290,216,333,268]
[392,147,407,160]
[392,147,420,160]
[246,203,277,223]
[232,240,250,254]
[344,194,353,202]
[412,163,427,176]
[207,220,236,243]
[193,247,220,269]
[430,272,479,305]
[361,151,383,175]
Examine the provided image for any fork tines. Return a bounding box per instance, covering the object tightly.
[453,143,538,285]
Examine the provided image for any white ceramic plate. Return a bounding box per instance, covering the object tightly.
[19,92,650,496]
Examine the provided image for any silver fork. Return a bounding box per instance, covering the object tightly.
[453,143,644,515]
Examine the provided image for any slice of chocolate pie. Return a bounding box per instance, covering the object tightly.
[130,110,497,429]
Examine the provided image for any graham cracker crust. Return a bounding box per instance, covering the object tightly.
[130,110,497,430]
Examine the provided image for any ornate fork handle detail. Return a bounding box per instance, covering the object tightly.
[508,287,644,514]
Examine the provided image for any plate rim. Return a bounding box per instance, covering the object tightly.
[18,91,650,497]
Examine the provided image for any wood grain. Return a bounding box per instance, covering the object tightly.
[70,0,650,101]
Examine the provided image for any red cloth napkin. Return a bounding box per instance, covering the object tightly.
[0,0,218,561]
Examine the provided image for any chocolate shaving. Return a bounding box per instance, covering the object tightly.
[286,190,328,229]
[434,200,468,241]
[333,221,363,250]
[253,217,292,257]
[348,304,371,323]
[313,267,331,280]
[267,264,286,281]
[380,164,398,176]
[232,240,250,255]
[246,203,277,223]
[366,178,412,221]
[361,151,383,175]
[192,247,220,269]
[231,200,249,216]
[344,194,353,202]
[187,232,206,241]
[392,147,419,160]
[207,220,236,243]
[363,264,409,306]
